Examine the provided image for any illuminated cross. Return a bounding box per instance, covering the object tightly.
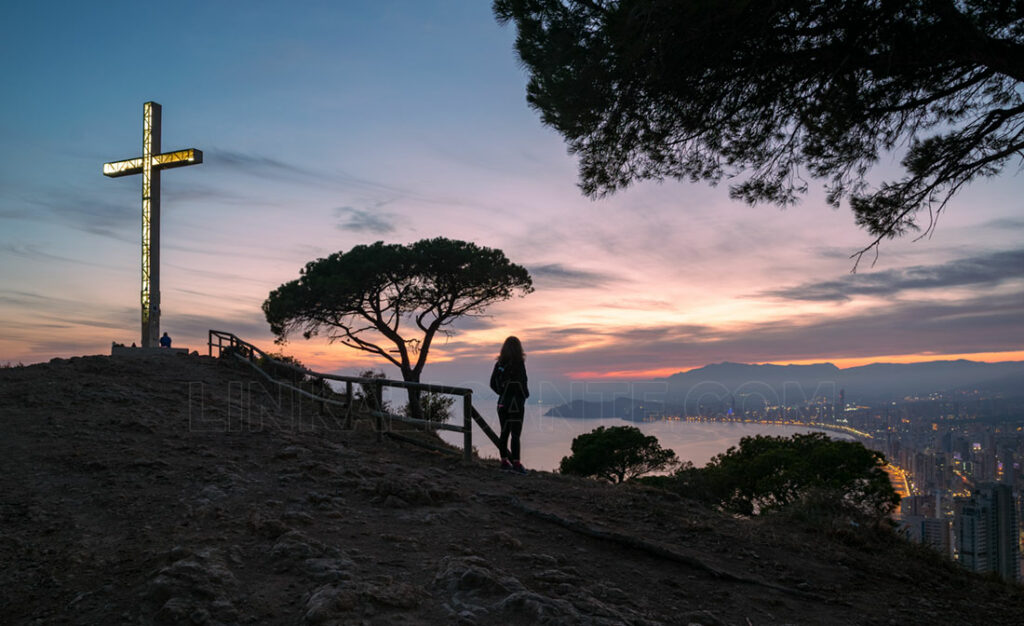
[103,102,202,348]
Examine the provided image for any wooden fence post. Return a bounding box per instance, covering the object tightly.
[345,381,353,429]
[463,392,473,463]
[374,380,384,442]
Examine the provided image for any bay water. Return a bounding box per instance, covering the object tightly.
[439,405,854,472]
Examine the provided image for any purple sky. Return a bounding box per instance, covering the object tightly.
[1,2,1022,392]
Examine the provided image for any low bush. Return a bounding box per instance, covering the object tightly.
[559,426,680,483]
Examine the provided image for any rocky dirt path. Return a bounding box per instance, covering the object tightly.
[2,354,1022,625]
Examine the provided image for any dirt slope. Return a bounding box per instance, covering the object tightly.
[1,353,1022,625]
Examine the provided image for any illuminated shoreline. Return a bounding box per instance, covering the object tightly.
[629,414,872,440]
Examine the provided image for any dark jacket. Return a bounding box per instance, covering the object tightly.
[489,359,529,410]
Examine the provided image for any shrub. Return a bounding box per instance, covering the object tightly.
[259,351,313,383]
[559,426,680,483]
[402,391,454,424]
[354,370,390,412]
[657,432,899,526]
[219,344,253,362]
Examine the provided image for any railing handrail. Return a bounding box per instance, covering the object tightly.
[208,329,473,395]
[207,330,511,462]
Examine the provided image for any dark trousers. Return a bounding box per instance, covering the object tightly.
[497,404,524,462]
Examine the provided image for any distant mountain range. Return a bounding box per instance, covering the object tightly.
[660,359,1024,400]
[546,359,1024,419]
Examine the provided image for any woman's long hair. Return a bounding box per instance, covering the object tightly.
[498,336,525,364]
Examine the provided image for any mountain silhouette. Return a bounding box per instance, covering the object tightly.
[549,359,1024,418]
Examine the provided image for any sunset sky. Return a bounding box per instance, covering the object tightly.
[2,1,1022,393]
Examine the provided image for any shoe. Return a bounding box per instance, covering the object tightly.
[500,459,513,471]
[512,462,527,475]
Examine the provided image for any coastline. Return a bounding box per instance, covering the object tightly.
[442,410,866,471]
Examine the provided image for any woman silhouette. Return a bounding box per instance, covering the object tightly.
[489,336,530,473]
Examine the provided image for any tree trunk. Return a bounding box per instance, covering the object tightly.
[402,369,425,423]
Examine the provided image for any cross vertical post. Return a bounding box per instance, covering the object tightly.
[143,102,161,348]
[104,102,202,347]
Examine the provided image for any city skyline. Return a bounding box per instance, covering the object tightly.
[2,2,1022,387]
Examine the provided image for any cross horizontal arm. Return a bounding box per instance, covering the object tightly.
[153,148,203,169]
[103,157,144,177]
[102,148,203,178]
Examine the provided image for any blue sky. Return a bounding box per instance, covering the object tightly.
[1,1,1022,391]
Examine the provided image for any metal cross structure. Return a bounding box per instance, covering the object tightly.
[103,102,202,348]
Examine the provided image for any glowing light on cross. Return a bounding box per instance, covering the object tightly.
[103,102,202,347]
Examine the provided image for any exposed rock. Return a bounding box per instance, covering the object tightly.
[303,557,356,582]
[492,591,584,624]
[144,548,240,625]
[382,494,411,508]
[303,584,359,623]
[431,556,662,625]
[533,567,580,584]
[302,577,427,624]
[361,576,427,609]
[363,475,461,507]
[432,555,526,612]
[516,553,560,567]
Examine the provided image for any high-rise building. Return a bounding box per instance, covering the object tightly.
[954,483,1021,582]
[901,494,938,518]
[902,515,953,559]
[955,498,987,572]
[922,517,952,559]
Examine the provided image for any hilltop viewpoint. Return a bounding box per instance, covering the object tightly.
[2,352,1023,625]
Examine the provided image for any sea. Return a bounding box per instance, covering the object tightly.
[438,405,855,472]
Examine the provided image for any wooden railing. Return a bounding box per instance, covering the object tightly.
[207,330,508,461]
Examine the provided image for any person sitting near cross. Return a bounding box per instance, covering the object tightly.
[159,332,172,348]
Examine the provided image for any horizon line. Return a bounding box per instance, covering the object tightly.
[565,350,1024,380]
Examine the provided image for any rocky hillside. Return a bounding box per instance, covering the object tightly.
[2,353,1023,625]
